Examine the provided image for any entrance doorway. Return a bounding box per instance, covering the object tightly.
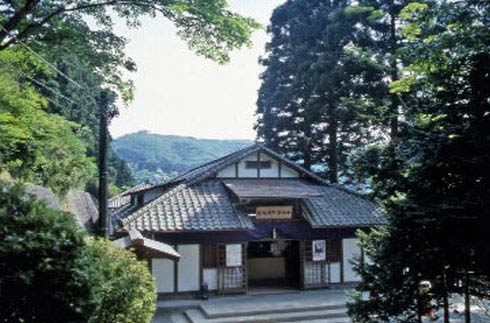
[247,240,300,291]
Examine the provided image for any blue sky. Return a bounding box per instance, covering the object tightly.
[109,0,285,140]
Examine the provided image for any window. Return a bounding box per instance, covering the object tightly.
[136,194,144,206]
[245,160,272,169]
[202,244,217,268]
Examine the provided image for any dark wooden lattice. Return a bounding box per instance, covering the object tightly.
[300,240,330,289]
[216,243,247,294]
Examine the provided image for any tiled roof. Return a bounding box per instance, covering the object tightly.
[223,179,322,199]
[113,229,180,261]
[108,183,153,209]
[121,180,254,232]
[303,186,385,227]
[115,144,384,233]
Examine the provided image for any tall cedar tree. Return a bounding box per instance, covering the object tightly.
[256,0,382,182]
[349,2,490,322]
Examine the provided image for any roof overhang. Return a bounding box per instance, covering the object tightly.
[113,229,180,261]
[222,179,322,199]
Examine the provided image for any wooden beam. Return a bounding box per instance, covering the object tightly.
[174,245,179,293]
[340,240,344,283]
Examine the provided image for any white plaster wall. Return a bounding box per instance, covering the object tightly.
[329,262,341,283]
[217,164,236,178]
[237,156,259,178]
[152,259,174,293]
[342,238,362,282]
[215,151,299,179]
[202,268,218,290]
[281,164,299,178]
[258,153,279,177]
[177,244,200,292]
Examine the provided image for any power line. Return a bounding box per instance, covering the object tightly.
[0,58,79,106]
[0,60,96,129]
[1,25,83,90]
[0,66,72,112]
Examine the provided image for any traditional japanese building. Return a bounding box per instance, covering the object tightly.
[110,144,383,296]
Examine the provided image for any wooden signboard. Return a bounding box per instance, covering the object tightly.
[255,206,293,220]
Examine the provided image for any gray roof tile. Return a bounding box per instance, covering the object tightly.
[303,186,385,227]
[121,180,254,232]
[115,145,385,233]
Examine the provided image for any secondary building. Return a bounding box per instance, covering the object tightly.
[110,144,383,296]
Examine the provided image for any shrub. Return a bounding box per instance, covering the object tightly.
[82,238,156,323]
[0,183,157,323]
[0,183,90,322]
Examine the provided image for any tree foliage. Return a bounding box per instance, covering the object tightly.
[256,0,385,183]
[0,183,90,322]
[0,50,95,196]
[257,0,490,321]
[82,238,156,323]
[0,0,260,195]
[347,1,490,321]
[0,182,157,322]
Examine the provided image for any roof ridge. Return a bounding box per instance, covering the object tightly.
[171,143,328,186]
[170,143,259,183]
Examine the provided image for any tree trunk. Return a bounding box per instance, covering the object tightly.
[327,112,338,183]
[465,269,471,323]
[443,269,450,323]
[98,90,109,238]
[443,268,449,323]
[303,136,312,171]
[0,0,41,45]
[389,10,399,143]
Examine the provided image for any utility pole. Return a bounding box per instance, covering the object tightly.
[98,90,109,239]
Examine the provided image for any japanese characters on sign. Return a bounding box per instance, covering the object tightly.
[255,206,293,220]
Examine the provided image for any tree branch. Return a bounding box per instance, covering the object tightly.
[0,0,175,51]
[0,0,41,43]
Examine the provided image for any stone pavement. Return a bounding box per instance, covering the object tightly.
[152,289,351,323]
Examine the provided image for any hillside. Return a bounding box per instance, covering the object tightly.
[112,131,253,184]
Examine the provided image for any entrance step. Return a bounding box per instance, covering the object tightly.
[184,303,351,323]
[278,318,352,323]
[201,303,346,319]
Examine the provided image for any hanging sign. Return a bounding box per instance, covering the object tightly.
[226,244,242,267]
[312,240,326,261]
[256,206,293,220]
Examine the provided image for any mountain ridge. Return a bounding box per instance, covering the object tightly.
[112,131,253,184]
